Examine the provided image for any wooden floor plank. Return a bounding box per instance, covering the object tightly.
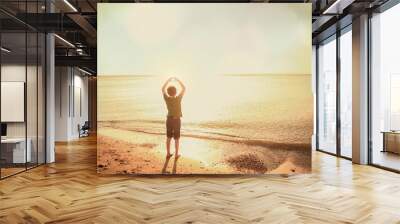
[0,136,399,223]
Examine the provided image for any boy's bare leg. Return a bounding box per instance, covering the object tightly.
[174,138,180,157]
[166,138,172,157]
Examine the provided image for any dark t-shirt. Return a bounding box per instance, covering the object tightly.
[163,94,183,118]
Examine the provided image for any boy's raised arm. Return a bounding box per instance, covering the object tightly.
[162,78,171,95]
[176,78,186,97]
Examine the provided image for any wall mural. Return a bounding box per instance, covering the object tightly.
[97,3,312,174]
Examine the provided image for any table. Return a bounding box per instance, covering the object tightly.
[1,138,31,163]
[381,131,400,154]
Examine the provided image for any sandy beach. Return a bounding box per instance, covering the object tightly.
[97,75,313,174]
[97,120,311,174]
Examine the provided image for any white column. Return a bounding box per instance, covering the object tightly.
[45,0,56,163]
[46,33,55,163]
[352,14,369,164]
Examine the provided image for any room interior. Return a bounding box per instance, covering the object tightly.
[0,0,400,223]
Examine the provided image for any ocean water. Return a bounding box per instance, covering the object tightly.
[98,75,313,144]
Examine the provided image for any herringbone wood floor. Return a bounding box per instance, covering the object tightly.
[1,136,400,224]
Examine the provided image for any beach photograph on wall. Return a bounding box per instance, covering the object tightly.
[97,3,312,174]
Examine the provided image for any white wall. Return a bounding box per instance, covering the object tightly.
[55,67,89,141]
[73,73,89,137]
[55,67,70,141]
[1,65,40,137]
[1,65,26,139]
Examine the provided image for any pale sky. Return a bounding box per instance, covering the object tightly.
[98,3,311,76]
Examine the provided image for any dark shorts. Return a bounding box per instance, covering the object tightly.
[166,117,181,139]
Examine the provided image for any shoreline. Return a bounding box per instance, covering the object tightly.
[97,124,311,175]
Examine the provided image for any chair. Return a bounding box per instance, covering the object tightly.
[79,121,90,138]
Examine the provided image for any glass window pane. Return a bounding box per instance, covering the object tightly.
[27,31,38,169]
[38,33,46,165]
[318,37,337,154]
[1,31,27,177]
[0,1,46,179]
[371,3,400,171]
[340,29,352,158]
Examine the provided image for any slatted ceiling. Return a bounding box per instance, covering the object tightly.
[77,1,97,12]
[98,0,309,2]
[0,1,46,14]
[268,0,308,2]
[0,136,400,222]
[0,33,43,63]
[49,0,97,12]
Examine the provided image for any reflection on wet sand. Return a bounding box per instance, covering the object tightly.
[161,156,172,174]
[161,155,181,174]
[172,156,180,174]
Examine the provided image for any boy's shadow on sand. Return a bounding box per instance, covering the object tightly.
[161,155,180,174]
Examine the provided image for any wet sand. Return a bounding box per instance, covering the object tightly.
[97,121,311,174]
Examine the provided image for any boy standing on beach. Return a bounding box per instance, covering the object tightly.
[162,77,186,158]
